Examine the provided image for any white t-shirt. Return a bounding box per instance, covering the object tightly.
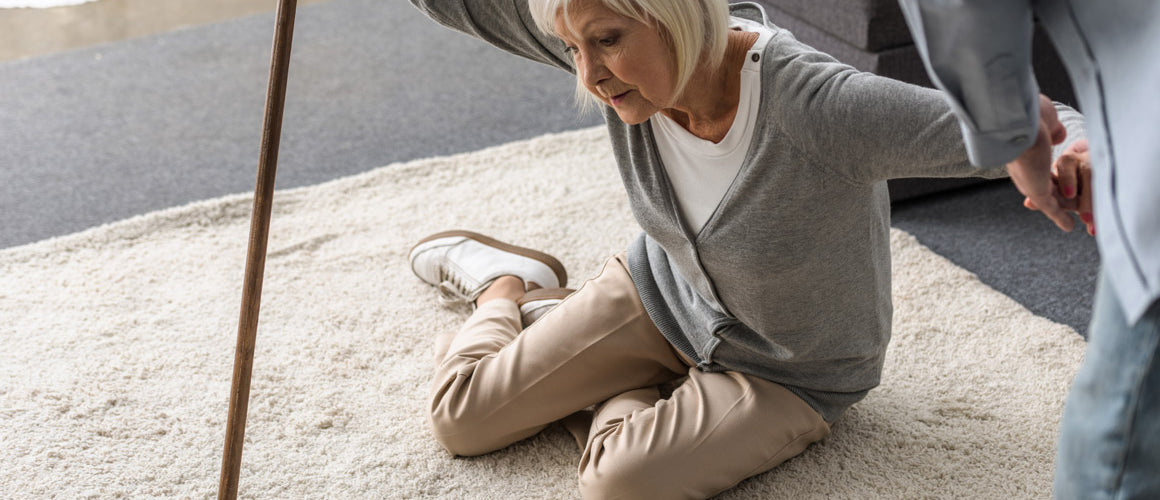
[650,19,773,234]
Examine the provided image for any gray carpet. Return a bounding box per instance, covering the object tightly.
[892,181,1100,336]
[0,0,1098,334]
[0,0,600,247]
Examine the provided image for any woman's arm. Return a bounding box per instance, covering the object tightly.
[764,32,1083,184]
[764,36,996,184]
[409,0,574,73]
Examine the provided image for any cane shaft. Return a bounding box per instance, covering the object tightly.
[218,0,298,498]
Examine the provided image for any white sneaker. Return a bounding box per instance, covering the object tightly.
[409,230,568,305]
[517,287,576,326]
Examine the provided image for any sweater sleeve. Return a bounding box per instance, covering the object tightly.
[408,0,575,73]
[764,30,1002,184]
[763,29,1083,184]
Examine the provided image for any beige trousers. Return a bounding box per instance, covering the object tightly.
[428,254,830,500]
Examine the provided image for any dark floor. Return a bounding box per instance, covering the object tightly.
[892,180,1099,336]
[0,0,1099,335]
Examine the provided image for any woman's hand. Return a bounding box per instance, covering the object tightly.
[1054,138,1095,236]
[1022,138,1094,236]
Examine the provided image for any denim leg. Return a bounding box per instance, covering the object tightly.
[1055,273,1160,500]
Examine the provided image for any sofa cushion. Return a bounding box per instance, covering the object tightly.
[764,4,932,87]
[752,0,913,51]
[763,5,1078,107]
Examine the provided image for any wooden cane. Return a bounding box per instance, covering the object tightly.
[218,0,298,498]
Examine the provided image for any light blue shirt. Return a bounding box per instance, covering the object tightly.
[899,0,1160,325]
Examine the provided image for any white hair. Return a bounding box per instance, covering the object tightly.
[527,0,731,110]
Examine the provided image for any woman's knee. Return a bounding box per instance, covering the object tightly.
[426,375,490,456]
[578,459,656,499]
[428,428,490,457]
[578,433,671,499]
[427,405,499,456]
[428,409,544,457]
[427,375,541,457]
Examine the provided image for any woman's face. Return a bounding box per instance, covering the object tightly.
[554,0,677,124]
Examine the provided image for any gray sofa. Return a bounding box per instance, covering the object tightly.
[751,0,1077,202]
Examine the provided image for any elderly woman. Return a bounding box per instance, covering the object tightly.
[405,0,1085,498]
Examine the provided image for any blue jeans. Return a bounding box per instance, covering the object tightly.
[1055,272,1160,500]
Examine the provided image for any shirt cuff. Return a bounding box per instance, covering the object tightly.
[958,120,1038,168]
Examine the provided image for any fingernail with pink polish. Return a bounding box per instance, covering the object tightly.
[1064,186,1075,197]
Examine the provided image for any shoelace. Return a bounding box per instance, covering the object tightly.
[435,267,480,306]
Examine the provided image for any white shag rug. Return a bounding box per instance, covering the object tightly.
[0,127,1085,499]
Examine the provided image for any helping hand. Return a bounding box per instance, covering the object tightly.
[1008,95,1073,232]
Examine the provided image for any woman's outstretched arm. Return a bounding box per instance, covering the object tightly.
[409,0,575,73]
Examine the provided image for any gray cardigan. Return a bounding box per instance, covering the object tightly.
[409,0,1083,421]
